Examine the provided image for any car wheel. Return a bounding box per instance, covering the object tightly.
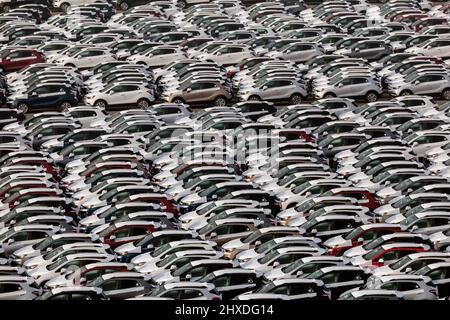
[323,93,336,99]
[120,1,129,10]
[179,0,187,9]
[94,100,107,109]
[172,98,184,104]
[60,3,70,12]
[60,101,72,112]
[400,90,412,96]
[214,96,227,106]
[248,95,261,101]
[290,93,302,105]
[442,88,450,100]
[17,103,29,113]
[365,91,378,102]
[137,98,150,109]
[2,5,10,12]
[65,63,76,68]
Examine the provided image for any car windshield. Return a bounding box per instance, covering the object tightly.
[43,246,65,260]
[363,237,386,250]
[258,250,279,264]
[344,227,363,240]
[34,237,53,250]
[390,255,412,270]
[362,247,384,260]
[242,230,262,244]
[156,253,178,268]
[48,257,68,271]
[255,239,277,254]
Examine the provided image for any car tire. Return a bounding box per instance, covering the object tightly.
[65,63,76,68]
[60,101,72,112]
[248,95,261,101]
[323,93,336,98]
[442,88,450,100]
[290,93,303,105]
[137,98,150,109]
[365,91,378,102]
[120,1,129,10]
[400,90,412,96]
[94,100,107,109]
[179,0,187,9]
[60,3,70,13]
[172,98,184,104]
[17,103,29,113]
[214,96,227,106]
[2,5,10,12]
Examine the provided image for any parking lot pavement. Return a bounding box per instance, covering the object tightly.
[1,0,450,301]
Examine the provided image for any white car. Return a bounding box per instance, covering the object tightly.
[406,38,450,58]
[84,83,155,109]
[55,47,116,69]
[127,46,186,68]
[197,44,254,66]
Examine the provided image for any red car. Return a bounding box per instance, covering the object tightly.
[354,243,430,270]
[325,224,402,256]
[70,262,132,286]
[125,193,179,217]
[97,221,160,249]
[0,48,45,72]
[412,17,448,32]
[324,187,381,210]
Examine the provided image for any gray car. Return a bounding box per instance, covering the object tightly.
[313,75,382,102]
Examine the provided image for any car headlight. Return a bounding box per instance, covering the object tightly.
[27,264,38,270]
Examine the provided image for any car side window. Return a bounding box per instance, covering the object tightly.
[181,289,204,299]
[161,289,180,299]
[0,283,22,293]
[212,275,230,287]
[270,285,290,295]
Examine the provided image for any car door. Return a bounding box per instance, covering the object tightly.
[105,226,152,249]
[0,282,26,300]
[260,80,293,101]
[220,274,258,299]
[415,75,446,95]
[427,267,450,298]
[327,270,365,298]
[117,85,140,105]
[417,217,450,235]
[102,279,146,299]
[381,281,425,300]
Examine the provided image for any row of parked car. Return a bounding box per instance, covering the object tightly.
[0,0,450,301]
[0,0,449,112]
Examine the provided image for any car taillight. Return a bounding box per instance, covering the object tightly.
[212,296,221,301]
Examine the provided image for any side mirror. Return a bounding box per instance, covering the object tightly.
[170,265,177,271]
[296,270,304,276]
[147,244,154,249]
[407,188,413,193]
[7,238,14,244]
[80,277,87,284]
[211,194,218,200]
[109,235,116,240]
[411,225,419,231]
[9,219,16,225]
[272,261,280,267]
[210,232,217,238]
[185,273,192,280]
[377,258,384,265]
[60,268,67,274]
[357,237,364,243]
[384,180,391,186]
[405,267,412,273]
[110,215,117,221]
[186,88,192,92]
[255,240,262,246]
[310,228,318,234]
[31,92,37,96]
[262,86,268,90]
[46,247,51,252]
